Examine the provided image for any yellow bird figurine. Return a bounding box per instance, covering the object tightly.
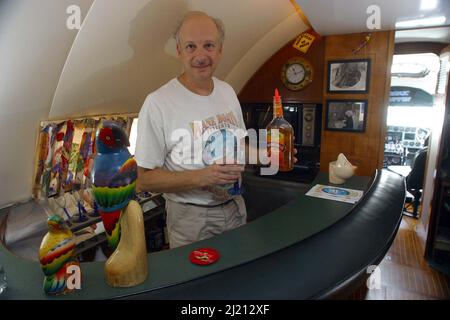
[38,214,79,295]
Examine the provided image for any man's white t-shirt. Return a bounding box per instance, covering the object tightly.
[135,77,247,205]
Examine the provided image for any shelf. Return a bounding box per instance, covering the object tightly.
[68,193,163,233]
[69,214,102,233]
[74,198,166,256]
[75,233,107,255]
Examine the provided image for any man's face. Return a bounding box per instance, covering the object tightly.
[177,16,223,82]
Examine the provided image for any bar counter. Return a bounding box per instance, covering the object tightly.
[0,169,405,299]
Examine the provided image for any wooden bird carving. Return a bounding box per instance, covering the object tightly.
[38,214,79,295]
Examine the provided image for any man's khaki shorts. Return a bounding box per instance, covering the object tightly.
[165,196,247,248]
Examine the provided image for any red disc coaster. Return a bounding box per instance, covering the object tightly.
[189,248,220,265]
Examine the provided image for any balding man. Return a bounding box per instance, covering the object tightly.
[135,11,247,248]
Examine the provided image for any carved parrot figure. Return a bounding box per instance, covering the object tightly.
[92,120,137,250]
[39,214,78,295]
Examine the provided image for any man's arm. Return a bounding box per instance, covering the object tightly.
[137,164,244,193]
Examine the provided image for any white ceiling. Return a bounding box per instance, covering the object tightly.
[296,0,450,36]
[395,26,450,43]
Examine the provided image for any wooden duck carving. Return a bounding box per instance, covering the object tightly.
[104,200,148,287]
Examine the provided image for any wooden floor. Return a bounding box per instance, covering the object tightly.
[351,216,450,300]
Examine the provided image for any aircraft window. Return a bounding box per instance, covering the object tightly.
[128,117,139,155]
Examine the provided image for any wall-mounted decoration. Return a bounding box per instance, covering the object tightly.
[33,115,135,200]
[326,100,368,132]
[327,59,371,93]
[281,56,314,91]
[352,33,372,55]
[292,28,319,54]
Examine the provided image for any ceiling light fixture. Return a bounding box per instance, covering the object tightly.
[395,16,446,29]
[420,0,438,11]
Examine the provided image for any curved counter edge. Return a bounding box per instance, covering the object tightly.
[0,169,405,299]
[122,169,405,299]
[313,170,405,299]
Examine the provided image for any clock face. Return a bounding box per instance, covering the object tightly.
[286,64,305,84]
[281,57,313,91]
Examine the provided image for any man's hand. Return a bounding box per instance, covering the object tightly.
[196,163,244,187]
[292,135,298,164]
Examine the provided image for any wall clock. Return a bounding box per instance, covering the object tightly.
[281,56,313,91]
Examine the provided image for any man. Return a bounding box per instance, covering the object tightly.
[135,11,247,248]
[344,110,354,129]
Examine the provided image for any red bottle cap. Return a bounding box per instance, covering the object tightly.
[274,88,281,103]
[189,248,220,265]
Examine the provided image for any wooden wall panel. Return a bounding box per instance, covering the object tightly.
[320,31,395,176]
[238,30,394,177]
[238,37,325,103]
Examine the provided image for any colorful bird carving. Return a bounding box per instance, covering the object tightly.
[39,214,78,295]
[92,120,137,250]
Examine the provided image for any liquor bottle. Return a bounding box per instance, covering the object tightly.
[266,89,294,172]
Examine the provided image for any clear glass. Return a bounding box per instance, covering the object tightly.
[0,266,7,295]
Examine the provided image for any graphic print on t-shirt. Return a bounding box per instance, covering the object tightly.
[189,110,244,200]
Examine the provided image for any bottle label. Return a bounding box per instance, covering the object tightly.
[267,132,286,163]
[267,143,285,152]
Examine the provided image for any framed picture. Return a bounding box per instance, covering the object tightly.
[326,100,368,132]
[327,58,371,93]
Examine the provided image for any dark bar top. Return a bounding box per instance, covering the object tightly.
[0,169,405,299]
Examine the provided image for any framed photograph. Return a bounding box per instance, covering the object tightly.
[327,59,371,93]
[326,100,368,132]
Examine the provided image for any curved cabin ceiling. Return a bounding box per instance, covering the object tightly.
[0,0,94,207]
[49,0,307,119]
